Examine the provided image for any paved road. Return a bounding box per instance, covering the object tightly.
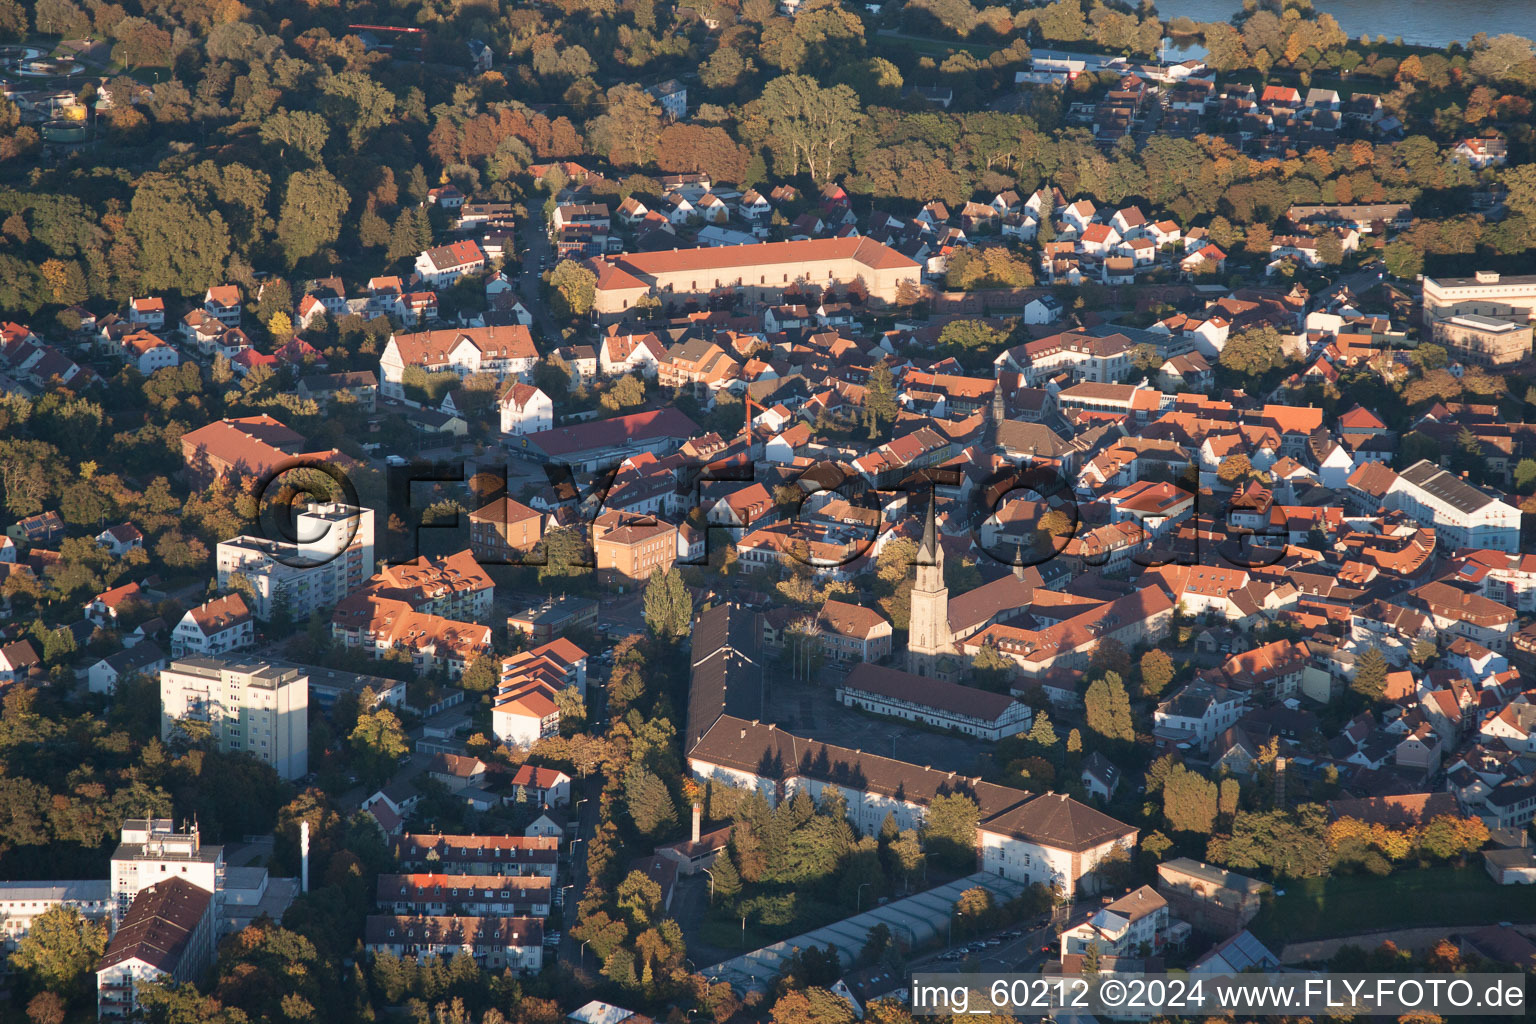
[909,904,1090,975]
[517,217,565,342]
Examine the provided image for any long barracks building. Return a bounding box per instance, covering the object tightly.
[587,237,922,319]
[685,605,1136,900]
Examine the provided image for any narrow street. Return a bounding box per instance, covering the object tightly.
[517,217,566,342]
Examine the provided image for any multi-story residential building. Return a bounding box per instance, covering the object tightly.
[378,326,538,399]
[414,240,487,287]
[1153,681,1247,750]
[361,549,494,621]
[108,819,224,926]
[836,662,1031,740]
[492,678,560,748]
[1430,314,1532,366]
[1412,582,1517,652]
[364,915,542,971]
[587,237,921,319]
[159,657,309,779]
[1059,885,1171,957]
[215,503,375,621]
[392,834,559,879]
[331,596,491,678]
[376,874,552,917]
[96,878,215,1020]
[469,497,544,563]
[499,382,553,436]
[170,594,255,657]
[591,510,678,586]
[1422,271,1536,325]
[1386,460,1521,553]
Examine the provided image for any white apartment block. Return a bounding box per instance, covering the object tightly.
[216,503,376,621]
[1422,271,1536,325]
[1059,885,1171,957]
[159,657,309,780]
[108,819,224,927]
[1386,460,1521,553]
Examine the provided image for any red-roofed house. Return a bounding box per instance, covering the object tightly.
[414,239,486,287]
[171,594,255,657]
[498,382,553,436]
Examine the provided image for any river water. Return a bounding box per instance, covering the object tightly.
[1152,0,1536,49]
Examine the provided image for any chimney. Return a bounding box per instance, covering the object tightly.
[692,803,702,845]
[300,819,311,893]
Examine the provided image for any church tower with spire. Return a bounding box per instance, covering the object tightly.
[906,498,951,676]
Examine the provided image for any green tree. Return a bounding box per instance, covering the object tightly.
[11,904,107,996]
[277,169,348,267]
[863,360,898,436]
[258,109,330,163]
[1218,326,1289,381]
[1162,763,1218,835]
[460,652,499,693]
[1084,672,1134,743]
[643,567,692,640]
[349,708,408,783]
[127,174,231,293]
[747,75,864,181]
[625,768,679,837]
[1027,709,1058,751]
[548,260,597,319]
[1351,645,1389,701]
[709,849,742,901]
[1139,649,1174,698]
[921,792,979,869]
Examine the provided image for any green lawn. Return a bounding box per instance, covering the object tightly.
[1250,866,1536,945]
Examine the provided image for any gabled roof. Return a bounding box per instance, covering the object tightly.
[97,877,210,972]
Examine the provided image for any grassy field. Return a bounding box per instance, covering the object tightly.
[1250,866,1536,945]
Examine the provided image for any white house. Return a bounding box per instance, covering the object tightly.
[87,641,167,695]
[170,594,255,658]
[128,297,165,330]
[364,915,542,972]
[1153,681,1246,750]
[1059,885,1171,956]
[414,240,487,287]
[0,640,39,685]
[203,285,241,327]
[1023,294,1063,325]
[499,382,554,437]
[96,523,144,557]
[120,330,179,374]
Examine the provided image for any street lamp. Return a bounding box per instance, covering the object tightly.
[856,882,871,912]
[702,866,716,903]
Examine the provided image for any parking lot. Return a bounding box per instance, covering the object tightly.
[765,672,991,776]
